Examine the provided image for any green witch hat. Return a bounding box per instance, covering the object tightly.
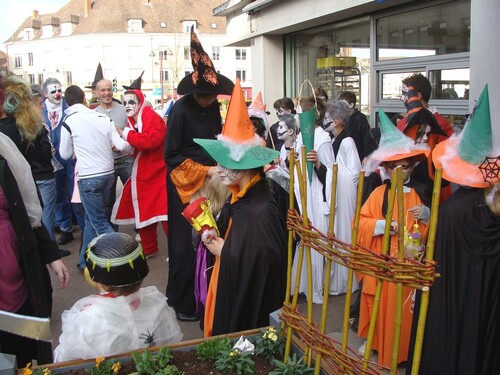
[433,84,499,187]
[298,106,316,182]
[364,109,429,175]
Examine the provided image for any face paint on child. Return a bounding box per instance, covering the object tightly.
[216,165,241,185]
[322,112,334,132]
[277,120,289,140]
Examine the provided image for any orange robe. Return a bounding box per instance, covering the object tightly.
[357,184,428,367]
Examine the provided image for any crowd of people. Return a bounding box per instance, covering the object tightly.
[0,26,498,374]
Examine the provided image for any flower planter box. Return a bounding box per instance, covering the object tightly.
[21,327,325,375]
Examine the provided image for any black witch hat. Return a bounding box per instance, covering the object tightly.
[123,71,144,91]
[85,63,104,89]
[177,27,234,95]
[403,85,447,136]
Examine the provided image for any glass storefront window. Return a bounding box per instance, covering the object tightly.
[429,68,469,99]
[291,18,371,114]
[377,0,470,61]
[381,68,469,101]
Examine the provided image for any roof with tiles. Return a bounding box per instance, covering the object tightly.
[6,0,226,43]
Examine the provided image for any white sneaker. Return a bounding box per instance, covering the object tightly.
[358,340,367,356]
[135,233,142,243]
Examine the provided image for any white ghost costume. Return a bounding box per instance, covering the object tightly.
[54,286,182,362]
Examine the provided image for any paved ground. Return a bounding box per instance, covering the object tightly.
[49,224,404,373]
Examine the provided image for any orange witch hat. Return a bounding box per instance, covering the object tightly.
[193,79,278,170]
[248,91,270,131]
[249,91,266,111]
[220,78,255,143]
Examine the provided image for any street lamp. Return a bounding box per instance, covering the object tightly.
[149,50,155,85]
[159,48,164,106]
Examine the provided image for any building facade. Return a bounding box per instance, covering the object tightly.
[4,0,252,104]
[215,0,499,143]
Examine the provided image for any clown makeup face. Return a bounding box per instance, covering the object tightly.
[123,93,140,118]
[216,164,243,186]
[322,112,335,133]
[400,84,410,109]
[277,120,291,141]
[45,84,63,105]
[276,107,291,119]
[415,124,432,144]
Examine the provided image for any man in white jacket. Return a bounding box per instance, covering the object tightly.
[59,85,131,269]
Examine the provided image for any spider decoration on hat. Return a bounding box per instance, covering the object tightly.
[479,156,500,185]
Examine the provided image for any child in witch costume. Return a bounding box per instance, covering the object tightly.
[195,79,287,337]
[357,109,432,367]
[412,85,500,375]
[112,72,168,258]
[54,232,182,362]
[182,174,229,331]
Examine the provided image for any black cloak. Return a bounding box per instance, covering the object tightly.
[164,94,222,315]
[415,187,500,374]
[212,179,287,335]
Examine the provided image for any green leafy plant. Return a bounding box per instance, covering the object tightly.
[215,348,255,374]
[254,326,285,363]
[132,346,180,375]
[196,336,232,362]
[85,357,123,375]
[270,353,314,375]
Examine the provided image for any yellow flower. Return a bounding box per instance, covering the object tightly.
[270,334,278,341]
[112,362,122,373]
[43,368,52,375]
[95,357,105,367]
[23,363,33,375]
[229,352,235,357]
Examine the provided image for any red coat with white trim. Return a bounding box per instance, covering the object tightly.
[112,90,167,228]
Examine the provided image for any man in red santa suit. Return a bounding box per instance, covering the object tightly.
[112,72,167,257]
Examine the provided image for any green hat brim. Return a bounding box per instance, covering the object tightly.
[194,138,278,170]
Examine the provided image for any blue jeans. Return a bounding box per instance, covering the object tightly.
[55,161,85,232]
[114,155,134,186]
[111,156,134,231]
[78,173,115,267]
[36,178,57,241]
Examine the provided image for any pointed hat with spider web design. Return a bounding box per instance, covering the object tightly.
[433,84,500,187]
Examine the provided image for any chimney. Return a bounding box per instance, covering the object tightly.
[84,0,91,18]
[32,10,39,20]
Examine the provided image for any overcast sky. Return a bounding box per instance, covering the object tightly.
[1,0,69,52]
